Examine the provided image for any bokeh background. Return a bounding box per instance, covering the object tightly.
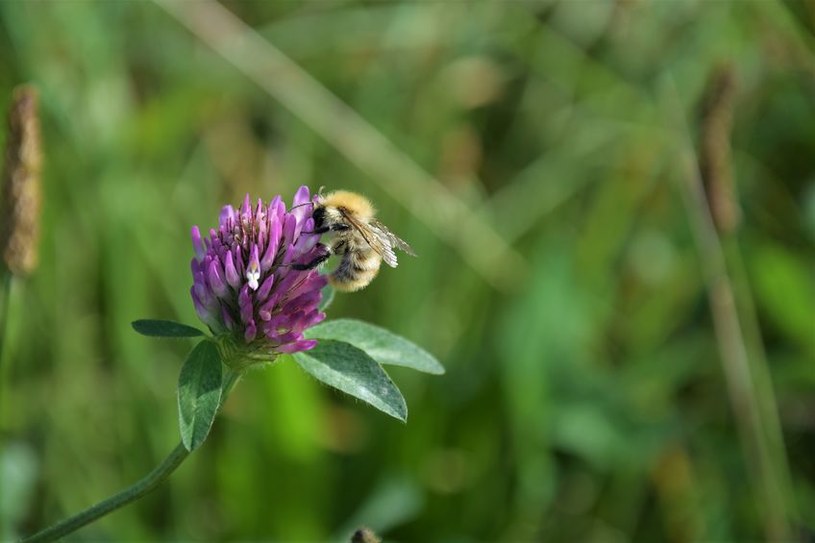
[1,1,814,541]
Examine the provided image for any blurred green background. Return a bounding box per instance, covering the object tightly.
[1,1,814,541]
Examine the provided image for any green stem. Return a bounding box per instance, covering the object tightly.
[0,272,14,425]
[20,443,189,543]
[20,368,243,543]
[659,78,791,541]
[0,272,13,366]
[221,369,242,403]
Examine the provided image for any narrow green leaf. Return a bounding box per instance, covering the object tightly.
[293,340,407,422]
[178,340,223,451]
[132,319,204,338]
[319,283,335,312]
[305,319,444,375]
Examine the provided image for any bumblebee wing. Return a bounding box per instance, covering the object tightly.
[367,218,416,269]
[369,218,416,257]
[340,210,399,267]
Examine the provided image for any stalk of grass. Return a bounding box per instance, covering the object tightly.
[0,84,41,428]
[660,75,794,542]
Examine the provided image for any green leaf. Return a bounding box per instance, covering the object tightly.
[319,284,335,312]
[132,319,204,338]
[293,340,407,422]
[305,319,444,375]
[178,340,223,451]
[748,243,815,354]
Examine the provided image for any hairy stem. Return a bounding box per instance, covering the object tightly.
[20,369,242,543]
[20,443,189,543]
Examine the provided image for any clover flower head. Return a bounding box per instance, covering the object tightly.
[190,186,327,356]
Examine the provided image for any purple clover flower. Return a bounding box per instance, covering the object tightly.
[190,186,327,356]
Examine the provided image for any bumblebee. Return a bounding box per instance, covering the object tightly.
[293,190,415,291]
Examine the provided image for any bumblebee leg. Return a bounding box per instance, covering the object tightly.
[301,225,332,235]
[301,224,351,235]
[291,244,332,270]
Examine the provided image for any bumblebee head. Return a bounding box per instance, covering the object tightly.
[312,205,327,229]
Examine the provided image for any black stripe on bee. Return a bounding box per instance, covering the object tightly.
[312,206,326,228]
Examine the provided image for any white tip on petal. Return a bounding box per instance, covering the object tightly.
[247,269,260,291]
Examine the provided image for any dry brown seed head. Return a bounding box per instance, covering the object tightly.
[699,63,739,235]
[1,84,42,276]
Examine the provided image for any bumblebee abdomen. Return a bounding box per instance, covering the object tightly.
[330,250,381,292]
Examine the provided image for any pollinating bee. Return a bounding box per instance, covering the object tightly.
[292,190,415,292]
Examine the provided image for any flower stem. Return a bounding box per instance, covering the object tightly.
[21,368,243,542]
[0,272,11,427]
[221,368,242,402]
[20,443,189,543]
[0,272,13,366]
